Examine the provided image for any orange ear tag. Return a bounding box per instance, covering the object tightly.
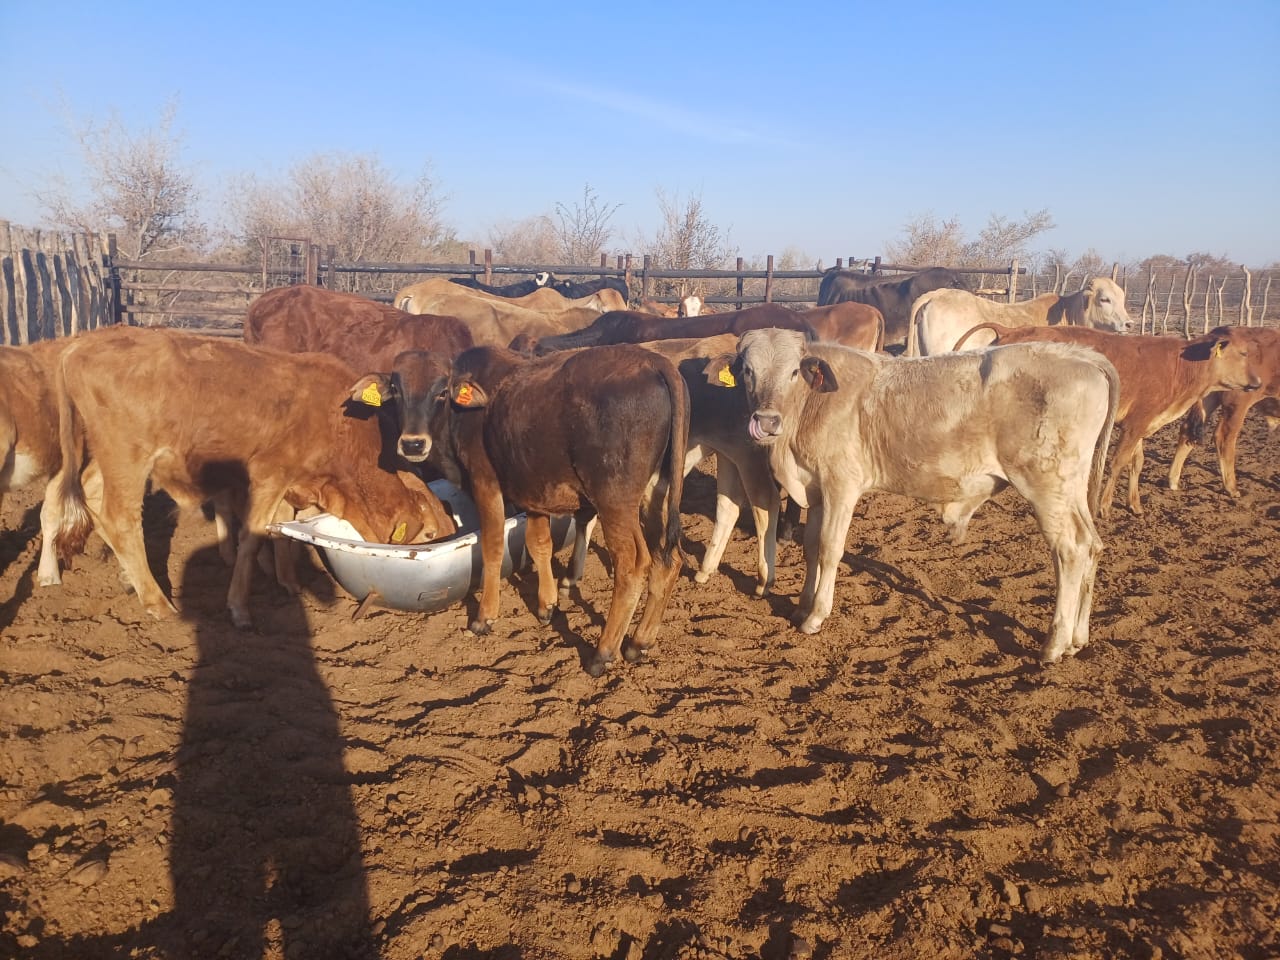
[391,522,407,543]
[455,383,476,406]
[360,382,382,407]
[718,368,737,387]
[1212,341,1225,359]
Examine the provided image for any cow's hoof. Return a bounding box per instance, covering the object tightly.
[38,574,61,588]
[468,619,492,636]
[536,604,557,625]
[694,570,711,584]
[753,582,769,598]
[795,614,824,635]
[229,609,254,630]
[584,654,610,678]
[622,643,648,664]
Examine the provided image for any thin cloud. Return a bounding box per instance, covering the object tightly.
[533,76,777,147]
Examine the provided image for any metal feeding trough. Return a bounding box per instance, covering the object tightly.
[270,479,575,613]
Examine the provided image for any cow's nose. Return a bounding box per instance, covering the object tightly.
[749,411,783,441]
[400,437,428,459]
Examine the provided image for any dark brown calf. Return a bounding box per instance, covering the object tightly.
[529,304,813,354]
[410,344,690,676]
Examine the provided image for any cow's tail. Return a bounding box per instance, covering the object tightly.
[905,294,932,357]
[951,321,1007,352]
[1088,355,1122,518]
[873,311,885,353]
[657,359,689,563]
[52,347,94,564]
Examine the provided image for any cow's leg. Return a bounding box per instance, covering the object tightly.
[626,482,685,663]
[1098,426,1141,518]
[696,458,745,584]
[587,511,648,677]
[1035,496,1101,663]
[270,501,301,595]
[1126,439,1146,514]
[89,470,176,619]
[469,474,509,635]
[524,512,558,622]
[210,491,238,566]
[1215,398,1255,498]
[796,493,858,634]
[1167,438,1194,492]
[794,495,824,625]
[739,458,781,598]
[559,508,597,598]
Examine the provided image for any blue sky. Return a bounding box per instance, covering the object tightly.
[2,1,1277,265]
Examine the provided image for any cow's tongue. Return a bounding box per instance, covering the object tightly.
[748,418,766,442]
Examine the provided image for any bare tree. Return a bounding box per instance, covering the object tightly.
[553,184,620,264]
[489,215,560,264]
[885,209,1054,268]
[641,188,737,298]
[224,152,455,289]
[37,98,207,260]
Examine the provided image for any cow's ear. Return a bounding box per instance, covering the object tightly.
[450,378,491,408]
[800,357,839,393]
[703,354,739,388]
[350,374,395,408]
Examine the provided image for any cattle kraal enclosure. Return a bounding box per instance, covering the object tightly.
[1,230,1279,960]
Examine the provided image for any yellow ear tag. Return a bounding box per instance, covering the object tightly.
[391,522,407,543]
[360,382,382,407]
[455,383,475,406]
[1212,341,1225,358]
[718,368,737,388]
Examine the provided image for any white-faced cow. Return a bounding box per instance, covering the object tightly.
[906,277,1132,357]
[48,327,455,628]
[705,328,1120,663]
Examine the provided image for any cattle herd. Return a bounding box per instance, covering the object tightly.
[1,266,1276,677]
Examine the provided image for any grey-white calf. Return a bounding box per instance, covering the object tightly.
[706,329,1120,663]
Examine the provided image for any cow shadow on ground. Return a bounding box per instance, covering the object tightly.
[154,543,379,959]
[0,503,41,630]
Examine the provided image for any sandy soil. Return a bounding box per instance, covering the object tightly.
[1,419,1278,960]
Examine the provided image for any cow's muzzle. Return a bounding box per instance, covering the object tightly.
[399,435,431,461]
[749,411,782,443]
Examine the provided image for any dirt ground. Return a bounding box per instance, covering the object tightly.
[1,418,1278,960]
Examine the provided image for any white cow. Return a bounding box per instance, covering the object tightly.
[705,329,1120,663]
[906,277,1132,357]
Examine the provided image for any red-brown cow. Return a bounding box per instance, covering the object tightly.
[363,343,689,676]
[49,327,455,628]
[1,338,75,586]
[953,322,1265,515]
[1168,326,1280,497]
[526,304,815,354]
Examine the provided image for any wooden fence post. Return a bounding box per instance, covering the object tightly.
[306,244,320,285]
[624,254,633,300]
[735,257,745,310]
[641,255,651,300]
[764,255,775,303]
[1241,266,1253,326]
[483,249,493,285]
[107,234,123,327]
[469,248,477,279]
[599,253,607,279]
[1008,258,1019,303]
[1181,265,1195,338]
[326,245,337,290]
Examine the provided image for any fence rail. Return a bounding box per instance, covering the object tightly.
[3,227,1276,344]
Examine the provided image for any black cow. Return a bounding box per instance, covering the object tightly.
[817,267,967,346]
[549,276,630,301]
[449,272,555,297]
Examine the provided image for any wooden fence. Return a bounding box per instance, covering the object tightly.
[0,222,117,345]
[3,227,1275,344]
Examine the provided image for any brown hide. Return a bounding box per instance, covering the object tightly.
[433,344,689,675]
[797,302,885,351]
[953,322,1264,514]
[49,327,454,627]
[245,284,474,372]
[530,304,812,354]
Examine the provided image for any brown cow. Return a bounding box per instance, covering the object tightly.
[1,338,77,586]
[48,327,455,628]
[953,322,1265,515]
[796,302,885,352]
[1168,326,1280,497]
[245,285,474,374]
[372,343,689,676]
